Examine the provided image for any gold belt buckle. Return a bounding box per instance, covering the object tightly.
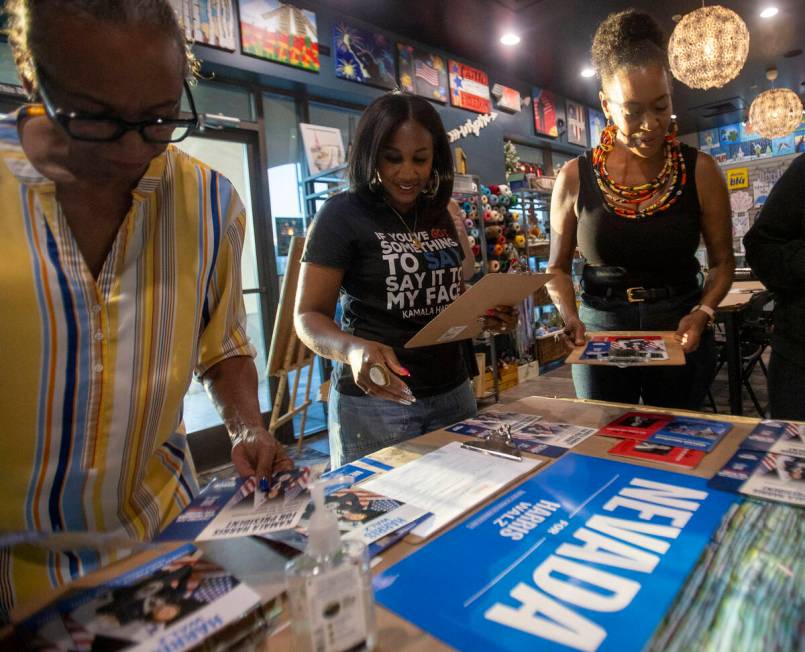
[626,287,645,303]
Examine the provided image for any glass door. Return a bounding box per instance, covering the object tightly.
[176,130,277,433]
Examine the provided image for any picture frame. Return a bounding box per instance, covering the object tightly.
[299,123,346,175]
[170,0,238,51]
[239,0,320,72]
[533,87,561,138]
[566,100,587,147]
[397,43,448,103]
[333,21,396,89]
[448,60,491,114]
[588,107,606,149]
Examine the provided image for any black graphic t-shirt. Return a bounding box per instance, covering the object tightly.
[302,191,468,397]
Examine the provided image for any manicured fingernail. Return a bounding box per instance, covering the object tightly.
[486,309,496,316]
[259,476,270,492]
[400,367,411,377]
[398,399,413,406]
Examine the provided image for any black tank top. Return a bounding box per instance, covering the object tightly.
[576,143,702,285]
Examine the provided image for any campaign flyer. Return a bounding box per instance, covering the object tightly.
[609,439,705,469]
[14,545,260,651]
[156,470,311,542]
[580,336,669,364]
[446,411,542,437]
[709,449,805,506]
[512,421,597,458]
[374,453,737,652]
[648,417,732,452]
[598,412,672,441]
[739,420,805,458]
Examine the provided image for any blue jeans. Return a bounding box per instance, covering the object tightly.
[572,290,716,410]
[328,380,477,467]
[769,350,805,420]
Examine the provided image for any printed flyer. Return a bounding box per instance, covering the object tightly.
[14,545,260,651]
[511,422,598,458]
[374,453,737,652]
[608,439,705,469]
[446,411,543,437]
[709,449,805,506]
[648,417,732,453]
[579,336,668,364]
[739,420,805,458]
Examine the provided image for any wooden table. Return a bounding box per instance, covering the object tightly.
[716,281,769,416]
[9,396,792,651]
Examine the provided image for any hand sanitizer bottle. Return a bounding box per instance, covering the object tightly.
[285,476,376,651]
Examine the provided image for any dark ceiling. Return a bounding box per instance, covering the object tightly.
[315,0,805,134]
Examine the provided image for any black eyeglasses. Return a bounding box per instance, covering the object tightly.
[35,70,199,144]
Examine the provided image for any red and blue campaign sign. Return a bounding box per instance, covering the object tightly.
[449,60,491,114]
[374,453,738,652]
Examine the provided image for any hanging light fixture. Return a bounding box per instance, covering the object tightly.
[668,5,750,90]
[748,68,804,138]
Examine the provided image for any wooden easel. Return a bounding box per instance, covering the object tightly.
[266,236,316,453]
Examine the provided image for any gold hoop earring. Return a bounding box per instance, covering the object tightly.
[423,170,440,198]
[369,170,382,192]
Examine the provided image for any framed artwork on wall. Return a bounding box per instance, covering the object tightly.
[566,100,587,147]
[532,87,561,138]
[170,0,238,51]
[397,44,448,103]
[588,107,606,149]
[333,21,396,89]
[491,83,522,113]
[448,60,491,113]
[299,123,346,174]
[240,0,320,72]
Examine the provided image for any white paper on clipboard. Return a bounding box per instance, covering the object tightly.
[360,441,541,539]
[404,273,552,349]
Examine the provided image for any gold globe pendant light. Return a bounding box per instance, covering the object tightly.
[668,4,750,90]
[748,69,804,139]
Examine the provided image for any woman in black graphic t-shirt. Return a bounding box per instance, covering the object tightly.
[546,10,734,410]
[295,92,516,467]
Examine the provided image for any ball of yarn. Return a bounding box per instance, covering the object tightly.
[497,235,506,245]
[464,218,474,229]
[488,260,501,272]
[469,227,479,238]
[467,235,476,247]
[493,243,504,256]
[462,201,473,213]
[481,185,491,196]
[481,195,489,205]
[472,244,481,257]
[489,194,499,206]
[512,222,522,232]
[515,234,526,248]
[485,225,502,238]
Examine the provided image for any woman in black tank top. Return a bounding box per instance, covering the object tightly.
[546,10,734,410]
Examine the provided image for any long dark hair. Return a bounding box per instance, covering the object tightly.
[349,92,454,217]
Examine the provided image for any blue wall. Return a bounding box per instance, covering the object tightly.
[196,2,586,182]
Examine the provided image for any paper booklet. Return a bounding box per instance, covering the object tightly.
[739,420,805,458]
[13,544,261,652]
[156,469,313,542]
[262,484,432,558]
[566,331,685,367]
[599,412,732,453]
[709,449,805,506]
[609,439,705,469]
[448,411,596,458]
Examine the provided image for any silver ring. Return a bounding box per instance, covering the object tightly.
[368,364,390,387]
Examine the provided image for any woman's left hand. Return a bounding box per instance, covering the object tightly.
[479,305,519,334]
[674,311,710,353]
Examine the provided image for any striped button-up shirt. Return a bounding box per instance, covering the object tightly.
[0,111,254,616]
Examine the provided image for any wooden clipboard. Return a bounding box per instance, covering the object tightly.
[565,330,686,366]
[404,272,552,349]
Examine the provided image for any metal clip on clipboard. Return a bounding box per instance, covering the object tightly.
[461,424,523,462]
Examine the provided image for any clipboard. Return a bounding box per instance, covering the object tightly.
[566,330,686,366]
[404,272,552,348]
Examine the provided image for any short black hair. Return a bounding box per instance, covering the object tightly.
[349,92,454,218]
[591,9,668,83]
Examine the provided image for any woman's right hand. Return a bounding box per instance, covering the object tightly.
[346,339,414,405]
[563,315,587,349]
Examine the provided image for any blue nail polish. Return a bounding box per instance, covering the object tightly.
[259,476,270,492]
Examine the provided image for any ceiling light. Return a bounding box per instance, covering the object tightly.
[749,88,803,138]
[580,67,596,78]
[500,33,521,46]
[668,5,750,90]
[759,7,779,18]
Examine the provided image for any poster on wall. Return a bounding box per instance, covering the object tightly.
[333,21,396,89]
[698,127,719,151]
[448,60,491,113]
[170,0,237,51]
[374,453,737,652]
[588,107,606,148]
[397,44,448,103]
[240,0,320,72]
[491,83,522,113]
[532,87,561,138]
[299,123,346,174]
[566,99,588,147]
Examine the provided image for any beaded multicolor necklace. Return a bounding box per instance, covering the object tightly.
[591,122,687,219]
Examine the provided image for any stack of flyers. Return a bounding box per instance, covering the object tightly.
[13,545,261,651]
[709,449,805,506]
[609,439,705,468]
[649,417,732,452]
[446,411,542,437]
[580,335,668,364]
[263,485,431,557]
[598,411,671,440]
[510,421,597,458]
[739,420,805,457]
[156,469,312,542]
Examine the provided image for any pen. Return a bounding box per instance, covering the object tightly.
[259,476,270,493]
